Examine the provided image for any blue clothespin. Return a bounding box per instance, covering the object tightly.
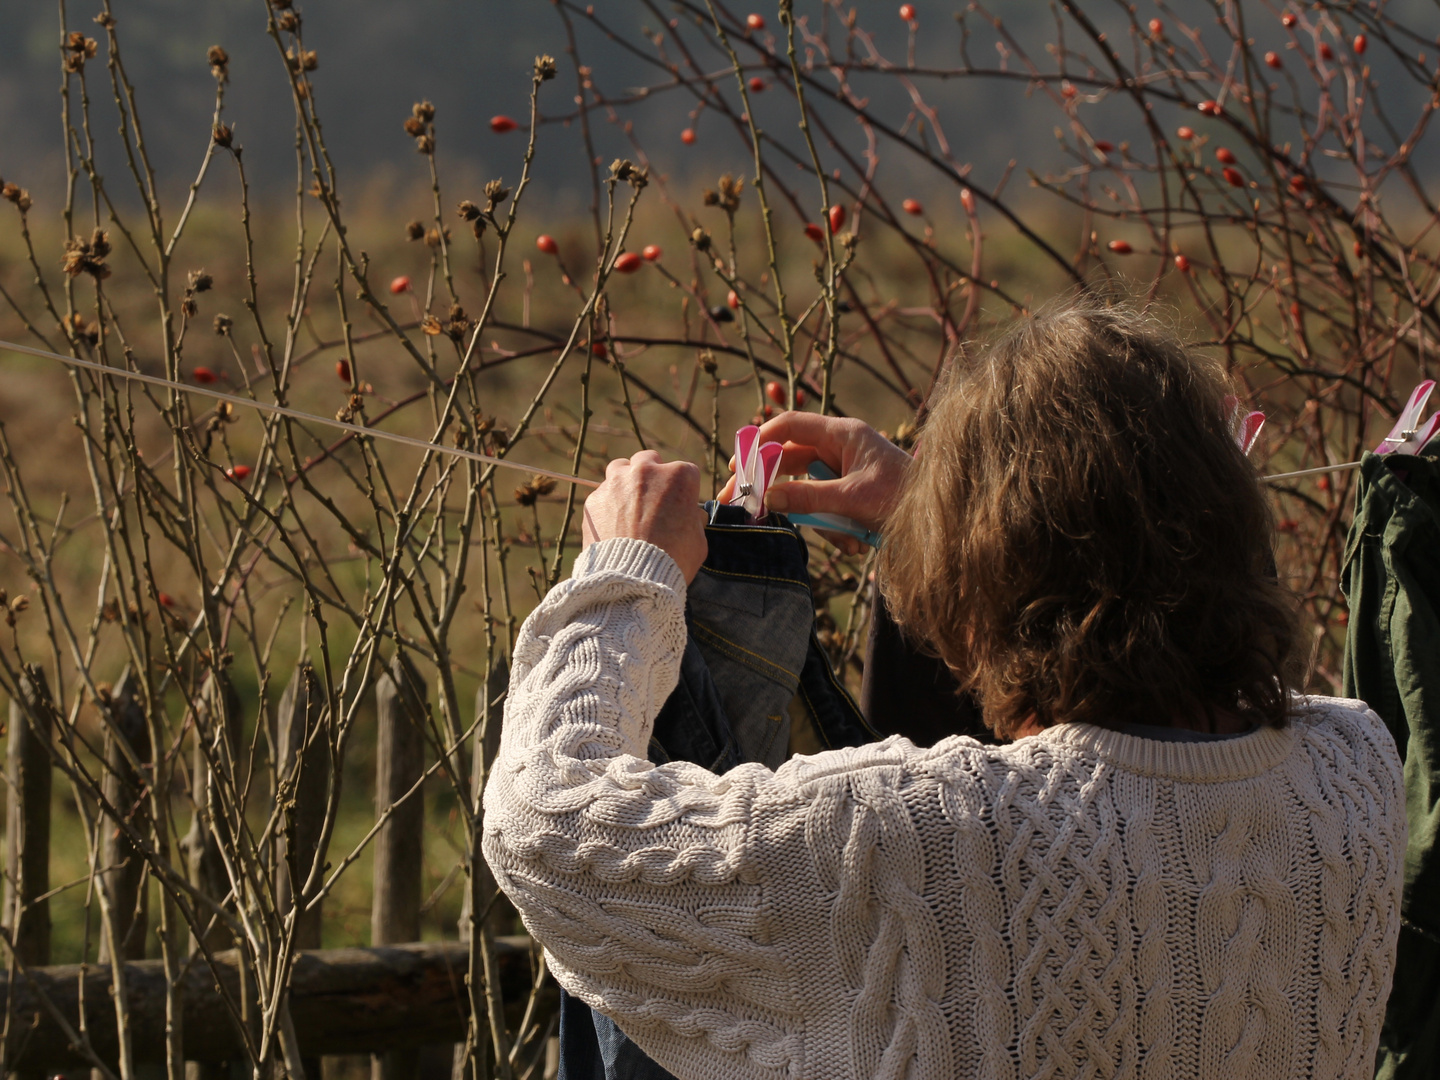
[786,461,884,548]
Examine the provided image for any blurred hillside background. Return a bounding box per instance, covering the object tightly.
[3,0,1066,200]
[7,0,1431,205]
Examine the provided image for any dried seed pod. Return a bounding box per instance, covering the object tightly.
[208,45,229,81]
[484,179,511,211]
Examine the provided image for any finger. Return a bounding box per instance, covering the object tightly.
[669,459,702,497]
[754,411,854,462]
[763,477,848,516]
[604,457,632,479]
[716,475,737,502]
[776,443,821,477]
[629,449,664,467]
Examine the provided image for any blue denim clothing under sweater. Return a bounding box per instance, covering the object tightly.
[557,504,877,1080]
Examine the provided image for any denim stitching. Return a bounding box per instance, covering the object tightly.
[690,621,801,680]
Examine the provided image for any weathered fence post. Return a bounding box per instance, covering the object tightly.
[275,661,329,1080]
[455,657,509,1080]
[5,664,53,968]
[183,671,241,1080]
[371,652,427,1080]
[99,667,152,965]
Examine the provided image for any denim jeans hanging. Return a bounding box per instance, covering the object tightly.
[557,503,877,1080]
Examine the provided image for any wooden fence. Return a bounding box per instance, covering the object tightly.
[0,655,537,1079]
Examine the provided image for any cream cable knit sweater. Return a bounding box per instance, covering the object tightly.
[483,538,1406,1080]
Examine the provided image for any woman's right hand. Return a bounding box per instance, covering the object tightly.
[718,413,913,533]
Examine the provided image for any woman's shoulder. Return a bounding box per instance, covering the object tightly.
[1289,693,1403,770]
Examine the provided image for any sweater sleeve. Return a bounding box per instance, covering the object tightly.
[481,539,804,1065]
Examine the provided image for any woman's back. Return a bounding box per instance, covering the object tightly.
[772,698,1403,1079]
[483,543,1404,1079]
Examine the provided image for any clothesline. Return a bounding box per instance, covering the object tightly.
[0,338,1372,488]
[0,338,599,489]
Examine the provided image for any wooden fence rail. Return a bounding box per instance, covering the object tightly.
[0,939,532,1072]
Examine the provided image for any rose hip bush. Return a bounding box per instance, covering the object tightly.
[0,1,1436,1076]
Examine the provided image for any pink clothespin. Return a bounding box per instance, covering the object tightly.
[1376,380,1438,456]
[1237,410,1266,455]
[1225,396,1265,455]
[730,426,783,520]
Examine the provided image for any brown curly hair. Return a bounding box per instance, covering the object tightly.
[879,299,1297,739]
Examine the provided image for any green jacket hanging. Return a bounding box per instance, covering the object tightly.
[1340,442,1440,1080]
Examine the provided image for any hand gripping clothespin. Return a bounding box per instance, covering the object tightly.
[1376,380,1439,456]
[728,428,883,546]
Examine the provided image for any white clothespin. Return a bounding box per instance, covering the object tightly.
[1376,380,1438,456]
[730,426,783,520]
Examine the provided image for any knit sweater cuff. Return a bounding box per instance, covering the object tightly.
[571,536,689,597]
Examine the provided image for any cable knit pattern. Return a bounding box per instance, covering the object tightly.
[483,538,1407,1080]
